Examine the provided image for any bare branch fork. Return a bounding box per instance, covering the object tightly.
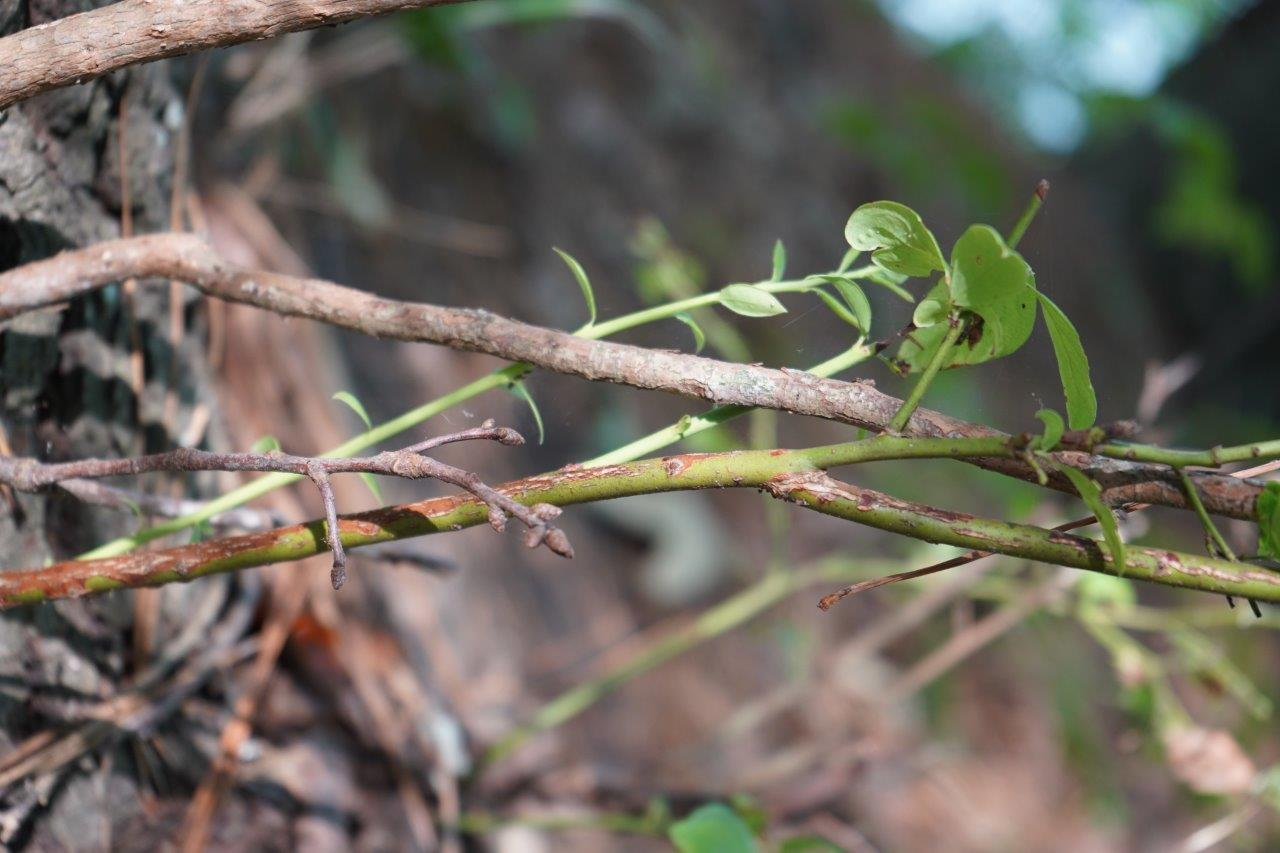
[0,422,571,590]
[0,233,1266,520]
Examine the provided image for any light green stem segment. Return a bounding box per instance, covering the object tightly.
[1098,439,1280,469]
[81,270,874,559]
[889,316,964,433]
[1007,183,1047,250]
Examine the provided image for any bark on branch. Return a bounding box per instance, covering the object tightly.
[0,0,472,111]
[2,443,1275,609]
[0,233,1263,520]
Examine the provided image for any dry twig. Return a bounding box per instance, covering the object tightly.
[0,421,571,589]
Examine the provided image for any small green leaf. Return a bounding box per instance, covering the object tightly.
[912,298,947,328]
[509,380,545,445]
[718,283,787,318]
[251,435,281,454]
[669,804,758,853]
[844,200,946,278]
[832,278,872,333]
[675,312,706,353]
[1036,292,1097,430]
[836,247,860,274]
[771,239,787,282]
[553,247,596,327]
[1035,408,1065,452]
[1058,465,1126,573]
[1257,481,1280,559]
[358,472,384,505]
[332,391,373,430]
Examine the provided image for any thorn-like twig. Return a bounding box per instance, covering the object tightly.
[0,420,571,590]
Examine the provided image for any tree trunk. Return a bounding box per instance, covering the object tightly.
[0,3,221,847]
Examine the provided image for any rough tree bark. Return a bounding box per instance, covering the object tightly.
[0,3,220,846]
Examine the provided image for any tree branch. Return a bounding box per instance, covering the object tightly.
[2,439,1277,609]
[0,0,474,111]
[0,233,1265,520]
[0,422,571,590]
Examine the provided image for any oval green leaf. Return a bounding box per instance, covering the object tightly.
[669,804,758,853]
[845,200,946,278]
[1036,292,1097,430]
[719,283,787,318]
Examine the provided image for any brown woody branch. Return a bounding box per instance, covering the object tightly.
[0,233,1262,519]
[3,447,1277,610]
[0,0,473,111]
[0,422,570,589]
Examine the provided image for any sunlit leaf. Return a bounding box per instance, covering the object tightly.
[1058,465,1126,573]
[949,225,1036,358]
[1034,407,1065,452]
[674,312,706,353]
[1037,292,1098,430]
[844,200,946,278]
[771,239,787,282]
[553,247,596,327]
[896,225,1036,372]
[669,804,758,853]
[333,391,373,430]
[718,283,787,318]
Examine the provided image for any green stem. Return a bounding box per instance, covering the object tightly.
[889,315,964,433]
[1097,439,1280,469]
[1177,467,1238,561]
[15,434,1280,608]
[1007,180,1048,250]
